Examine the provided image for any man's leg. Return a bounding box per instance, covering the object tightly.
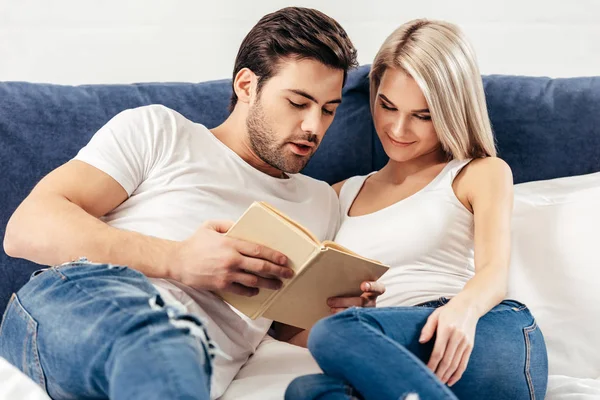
[0,259,213,400]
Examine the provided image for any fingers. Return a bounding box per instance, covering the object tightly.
[327,296,366,309]
[447,345,473,387]
[229,271,283,291]
[236,256,291,283]
[436,329,464,383]
[203,220,235,233]
[427,319,449,372]
[222,282,259,297]
[232,240,292,277]
[361,281,385,295]
[419,310,439,344]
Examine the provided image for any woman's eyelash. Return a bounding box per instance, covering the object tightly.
[379,101,395,111]
[379,101,431,121]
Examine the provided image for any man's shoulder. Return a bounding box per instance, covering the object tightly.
[108,104,208,138]
[118,104,193,125]
[294,174,337,200]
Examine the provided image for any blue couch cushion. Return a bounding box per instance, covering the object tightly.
[483,75,600,183]
[1,65,599,313]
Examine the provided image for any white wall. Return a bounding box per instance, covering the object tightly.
[1,0,599,84]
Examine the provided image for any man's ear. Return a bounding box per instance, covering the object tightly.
[233,68,257,106]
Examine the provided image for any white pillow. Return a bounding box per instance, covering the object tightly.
[508,172,600,379]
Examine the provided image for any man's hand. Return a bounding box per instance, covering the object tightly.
[327,281,386,314]
[169,220,294,296]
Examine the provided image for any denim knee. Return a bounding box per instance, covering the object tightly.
[285,375,313,400]
[307,309,360,371]
[285,374,358,400]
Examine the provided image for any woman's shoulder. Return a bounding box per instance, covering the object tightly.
[332,172,375,197]
[458,157,514,202]
[463,157,512,181]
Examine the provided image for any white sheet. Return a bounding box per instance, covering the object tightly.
[0,357,50,400]
[2,340,598,400]
[220,336,600,400]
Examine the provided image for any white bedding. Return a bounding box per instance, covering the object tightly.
[2,342,598,399]
[0,357,50,400]
[220,336,600,400]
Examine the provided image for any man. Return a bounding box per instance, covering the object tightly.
[1,7,384,400]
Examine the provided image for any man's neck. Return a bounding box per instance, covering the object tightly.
[210,110,287,179]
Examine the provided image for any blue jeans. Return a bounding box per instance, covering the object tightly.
[0,259,213,400]
[286,299,548,400]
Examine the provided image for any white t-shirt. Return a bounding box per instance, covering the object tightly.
[74,104,340,398]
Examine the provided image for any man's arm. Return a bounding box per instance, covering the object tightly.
[4,160,292,295]
[4,160,174,276]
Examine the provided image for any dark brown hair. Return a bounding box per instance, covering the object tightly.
[228,7,358,112]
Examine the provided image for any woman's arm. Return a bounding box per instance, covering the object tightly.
[452,157,514,315]
[420,157,514,386]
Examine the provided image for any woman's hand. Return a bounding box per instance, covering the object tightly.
[419,299,479,387]
[327,281,386,313]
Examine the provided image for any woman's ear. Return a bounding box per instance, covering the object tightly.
[233,68,257,106]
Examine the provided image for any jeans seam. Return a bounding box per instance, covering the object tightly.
[0,293,15,336]
[12,295,47,390]
[523,320,538,400]
[353,308,455,400]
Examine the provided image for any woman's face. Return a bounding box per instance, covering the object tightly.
[373,68,442,163]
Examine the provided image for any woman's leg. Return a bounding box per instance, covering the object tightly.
[286,373,363,400]
[294,300,548,400]
[297,305,458,400]
[448,300,548,400]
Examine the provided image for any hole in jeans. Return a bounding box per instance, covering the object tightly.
[402,394,420,400]
[147,294,231,362]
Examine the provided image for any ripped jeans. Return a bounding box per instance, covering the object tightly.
[286,299,548,400]
[0,259,213,400]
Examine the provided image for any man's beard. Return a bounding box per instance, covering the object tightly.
[246,99,318,175]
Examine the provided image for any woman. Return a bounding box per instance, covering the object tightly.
[285,19,548,400]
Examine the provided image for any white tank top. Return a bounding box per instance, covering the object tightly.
[335,159,475,307]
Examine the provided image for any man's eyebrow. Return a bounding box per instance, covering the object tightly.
[379,94,429,113]
[287,89,342,105]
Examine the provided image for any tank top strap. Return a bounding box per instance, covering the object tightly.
[338,173,374,218]
[428,158,473,191]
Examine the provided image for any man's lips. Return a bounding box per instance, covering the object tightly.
[290,140,316,148]
[288,141,315,156]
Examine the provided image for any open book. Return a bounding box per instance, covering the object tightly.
[215,201,389,329]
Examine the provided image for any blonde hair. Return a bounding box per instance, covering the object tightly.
[370,19,496,159]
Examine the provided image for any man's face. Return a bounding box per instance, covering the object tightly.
[246,58,344,174]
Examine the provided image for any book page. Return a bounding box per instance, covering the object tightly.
[259,202,321,245]
[322,241,383,264]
